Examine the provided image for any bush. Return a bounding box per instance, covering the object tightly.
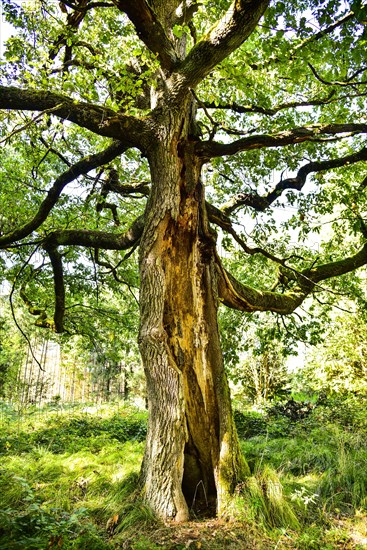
[233,410,267,439]
[0,472,107,550]
[267,398,314,422]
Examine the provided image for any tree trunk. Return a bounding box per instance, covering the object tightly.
[138,104,248,521]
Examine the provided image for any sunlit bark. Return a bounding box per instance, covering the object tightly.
[138,102,247,520]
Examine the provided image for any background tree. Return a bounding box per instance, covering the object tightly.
[1,0,367,521]
[300,308,367,396]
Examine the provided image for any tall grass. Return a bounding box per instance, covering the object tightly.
[0,399,366,548]
[0,403,148,549]
[233,464,300,530]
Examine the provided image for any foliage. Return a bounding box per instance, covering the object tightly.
[0,403,147,455]
[0,404,148,549]
[0,0,366,347]
[0,295,26,397]
[233,409,268,439]
[298,309,367,396]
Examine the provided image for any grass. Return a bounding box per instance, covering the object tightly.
[0,403,148,549]
[0,399,366,548]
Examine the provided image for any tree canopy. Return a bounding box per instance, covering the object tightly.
[1,0,366,326]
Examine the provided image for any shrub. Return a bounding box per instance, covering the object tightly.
[233,409,267,439]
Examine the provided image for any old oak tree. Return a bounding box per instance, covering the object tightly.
[1,0,367,521]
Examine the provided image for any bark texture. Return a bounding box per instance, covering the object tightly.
[138,103,246,520]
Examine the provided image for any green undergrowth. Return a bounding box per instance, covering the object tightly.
[0,398,366,548]
[0,403,149,549]
[237,395,367,548]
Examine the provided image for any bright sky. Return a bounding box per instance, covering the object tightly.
[0,9,14,58]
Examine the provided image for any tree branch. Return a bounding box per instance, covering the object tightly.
[0,104,66,145]
[217,241,367,314]
[309,63,367,88]
[250,11,357,72]
[43,215,144,250]
[0,86,149,143]
[111,0,178,71]
[43,245,66,333]
[291,11,355,56]
[175,0,269,88]
[60,1,115,11]
[200,90,367,118]
[216,258,306,314]
[196,123,367,159]
[0,140,127,247]
[37,215,144,332]
[10,248,47,369]
[305,243,367,284]
[221,146,367,215]
[198,91,338,117]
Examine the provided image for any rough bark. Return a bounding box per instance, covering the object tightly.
[0,86,149,142]
[138,100,247,521]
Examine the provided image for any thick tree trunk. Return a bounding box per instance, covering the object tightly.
[138,106,248,521]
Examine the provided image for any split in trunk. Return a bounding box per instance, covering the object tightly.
[138,130,248,521]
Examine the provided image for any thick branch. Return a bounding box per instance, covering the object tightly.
[60,1,114,11]
[216,260,306,314]
[306,243,367,284]
[196,123,367,159]
[104,179,150,196]
[0,140,127,247]
[176,0,269,88]
[217,242,367,314]
[221,146,367,215]
[38,217,143,333]
[111,0,178,70]
[0,86,149,143]
[43,215,144,250]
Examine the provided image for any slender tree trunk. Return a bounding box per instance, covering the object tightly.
[138,103,247,521]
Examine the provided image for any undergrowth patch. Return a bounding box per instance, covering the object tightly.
[0,399,366,548]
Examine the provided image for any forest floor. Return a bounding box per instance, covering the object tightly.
[0,398,367,549]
